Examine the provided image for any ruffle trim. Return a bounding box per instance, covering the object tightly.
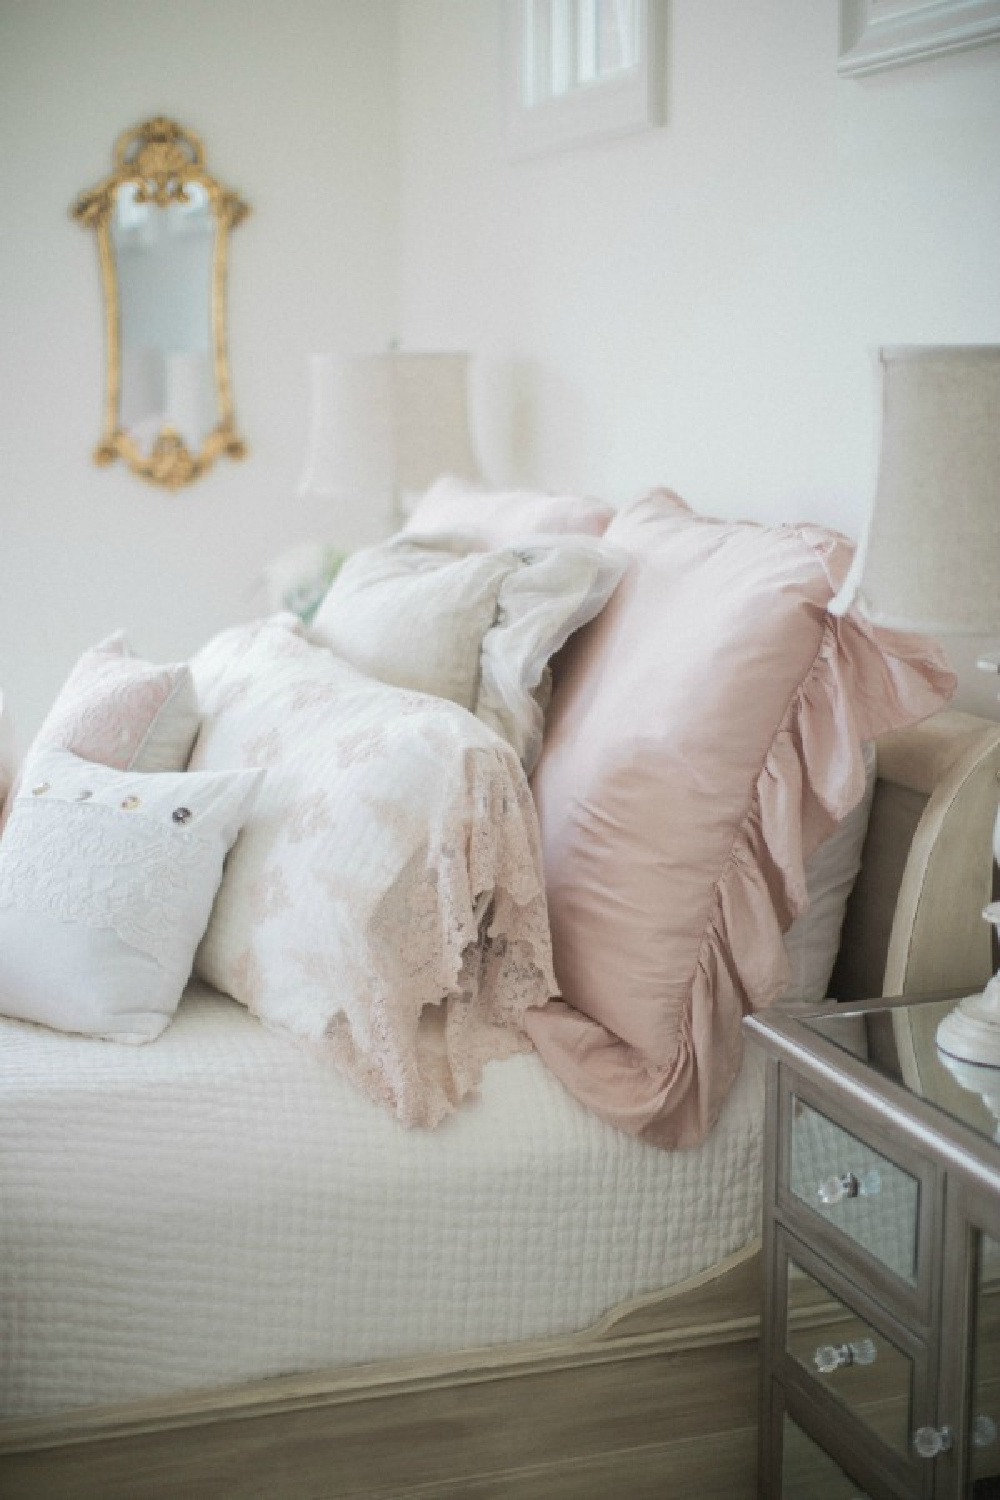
[671,604,955,1147]
[528,578,955,1150]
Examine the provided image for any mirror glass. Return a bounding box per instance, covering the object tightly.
[72,118,249,490]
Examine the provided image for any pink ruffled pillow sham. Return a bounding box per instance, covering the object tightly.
[525,492,956,1149]
[405,476,615,547]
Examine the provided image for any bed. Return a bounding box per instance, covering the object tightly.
[1,483,997,1498]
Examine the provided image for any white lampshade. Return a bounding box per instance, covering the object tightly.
[830,346,1000,635]
[296,351,480,528]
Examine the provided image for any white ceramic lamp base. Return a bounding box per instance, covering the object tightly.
[936,1050,1000,1142]
[936,903,1000,1069]
[936,988,1000,1069]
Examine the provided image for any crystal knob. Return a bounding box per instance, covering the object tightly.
[913,1425,953,1459]
[814,1338,877,1374]
[818,1173,856,1205]
[816,1169,881,1205]
[973,1413,998,1449]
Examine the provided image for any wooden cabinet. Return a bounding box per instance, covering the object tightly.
[747,993,1000,1499]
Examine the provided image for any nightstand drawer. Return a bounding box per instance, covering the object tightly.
[788,1098,920,1283]
[776,1072,939,1323]
[784,1254,917,1460]
[775,1229,934,1497]
[781,1412,875,1499]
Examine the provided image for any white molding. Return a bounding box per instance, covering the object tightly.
[839,0,1000,76]
[506,0,665,159]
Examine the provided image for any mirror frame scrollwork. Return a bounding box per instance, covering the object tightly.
[72,118,250,490]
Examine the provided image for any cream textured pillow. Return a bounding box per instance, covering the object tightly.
[309,532,626,773]
[189,617,556,1129]
[405,476,615,546]
[0,745,262,1042]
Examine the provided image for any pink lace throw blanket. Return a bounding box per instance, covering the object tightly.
[189,617,556,1128]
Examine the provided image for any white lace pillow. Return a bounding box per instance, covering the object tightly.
[0,745,262,1043]
[308,533,626,773]
[189,617,556,1129]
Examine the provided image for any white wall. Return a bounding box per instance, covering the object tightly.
[2,1,999,737]
[0,0,399,743]
[396,1,1000,716]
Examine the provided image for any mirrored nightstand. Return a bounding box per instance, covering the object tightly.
[746,993,1000,1500]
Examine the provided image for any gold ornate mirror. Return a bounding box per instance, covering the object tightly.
[72,118,249,490]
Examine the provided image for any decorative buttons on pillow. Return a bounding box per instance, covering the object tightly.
[0,745,264,1044]
[0,633,202,834]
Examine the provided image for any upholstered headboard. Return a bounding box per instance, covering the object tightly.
[830,708,1000,1074]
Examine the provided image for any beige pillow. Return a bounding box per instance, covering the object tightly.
[309,532,626,773]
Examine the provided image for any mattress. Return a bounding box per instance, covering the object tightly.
[0,982,764,1419]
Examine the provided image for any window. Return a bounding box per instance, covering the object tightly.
[507,0,664,156]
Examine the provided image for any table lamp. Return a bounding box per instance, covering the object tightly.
[830,345,1000,1066]
[297,350,480,538]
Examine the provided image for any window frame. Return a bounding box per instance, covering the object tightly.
[505,0,665,158]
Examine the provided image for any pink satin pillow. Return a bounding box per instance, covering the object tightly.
[525,492,956,1149]
[405,476,614,547]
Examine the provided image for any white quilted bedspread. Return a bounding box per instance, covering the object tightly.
[0,983,764,1418]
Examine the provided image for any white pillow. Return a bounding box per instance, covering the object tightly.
[189,617,557,1129]
[309,532,626,773]
[0,745,262,1042]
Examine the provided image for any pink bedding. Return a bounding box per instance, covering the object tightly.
[525,492,955,1148]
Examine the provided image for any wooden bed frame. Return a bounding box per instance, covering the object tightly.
[2,708,998,1500]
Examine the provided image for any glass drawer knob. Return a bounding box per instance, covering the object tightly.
[973,1413,998,1449]
[817,1169,881,1205]
[913,1425,953,1459]
[814,1338,876,1374]
[817,1172,858,1204]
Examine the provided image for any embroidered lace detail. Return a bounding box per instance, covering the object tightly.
[190,617,558,1129]
[316,739,556,1128]
[0,800,217,970]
